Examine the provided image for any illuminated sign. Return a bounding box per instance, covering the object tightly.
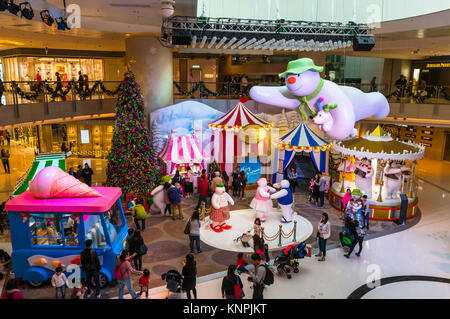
[426,63,450,68]
[80,130,90,144]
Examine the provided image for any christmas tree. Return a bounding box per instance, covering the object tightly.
[106,71,159,196]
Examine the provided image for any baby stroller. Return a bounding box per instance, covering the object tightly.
[273,242,307,279]
[162,269,183,298]
[339,227,355,249]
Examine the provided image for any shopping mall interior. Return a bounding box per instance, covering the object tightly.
[0,0,449,302]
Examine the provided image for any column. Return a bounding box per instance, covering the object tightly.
[125,36,173,121]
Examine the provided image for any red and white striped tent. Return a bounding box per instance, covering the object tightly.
[158,132,208,174]
[208,102,273,172]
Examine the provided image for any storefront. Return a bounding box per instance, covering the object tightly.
[38,119,114,158]
[8,119,114,158]
[410,56,450,87]
[2,56,104,83]
[0,49,127,84]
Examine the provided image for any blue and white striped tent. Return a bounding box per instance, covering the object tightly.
[272,122,331,183]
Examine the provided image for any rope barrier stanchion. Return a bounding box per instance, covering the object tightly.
[261,227,264,240]
[278,224,283,246]
[293,220,297,242]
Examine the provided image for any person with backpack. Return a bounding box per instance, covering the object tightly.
[168,182,184,220]
[128,230,145,271]
[116,250,143,299]
[131,199,147,231]
[344,219,365,258]
[80,239,102,298]
[247,253,273,299]
[221,265,244,299]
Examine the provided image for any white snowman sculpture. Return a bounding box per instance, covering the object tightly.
[384,162,410,199]
[150,176,172,214]
[210,183,235,233]
[250,178,276,222]
[353,158,374,198]
[270,179,296,223]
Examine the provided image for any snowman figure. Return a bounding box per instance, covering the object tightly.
[270,179,296,223]
[384,162,410,199]
[150,175,172,214]
[353,158,374,198]
[250,178,276,222]
[210,183,235,233]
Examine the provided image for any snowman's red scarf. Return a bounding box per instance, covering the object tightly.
[294,78,324,120]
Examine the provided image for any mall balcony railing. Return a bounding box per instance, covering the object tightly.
[173,81,450,105]
[0,80,121,108]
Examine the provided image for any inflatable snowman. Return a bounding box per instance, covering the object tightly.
[270,180,295,223]
[353,158,374,198]
[250,178,276,222]
[384,162,410,199]
[210,183,235,233]
[250,58,390,140]
[150,175,172,214]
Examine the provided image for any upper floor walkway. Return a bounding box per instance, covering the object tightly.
[0,80,449,128]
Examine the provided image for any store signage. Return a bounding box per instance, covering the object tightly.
[426,63,450,68]
[239,157,262,184]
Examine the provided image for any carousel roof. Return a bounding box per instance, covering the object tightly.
[275,122,332,152]
[208,102,272,131]
[158,133,208,164]
[332,126,425,161]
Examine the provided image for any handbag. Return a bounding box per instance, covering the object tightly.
[233,277,244,299]
[183,217,192,235]
[140,243,148,255]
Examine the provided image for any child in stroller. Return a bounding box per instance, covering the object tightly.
[162,269,183,298]
[339,216,356,250]
[273,242,307,279]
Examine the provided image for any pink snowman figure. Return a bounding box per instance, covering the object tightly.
[249,58,389,140]
[250,178,276,222]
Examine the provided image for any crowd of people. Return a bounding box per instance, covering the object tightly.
[68,163,94,186]
[1,163,372,300]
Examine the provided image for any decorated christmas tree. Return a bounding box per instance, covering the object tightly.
[106,71,159,196]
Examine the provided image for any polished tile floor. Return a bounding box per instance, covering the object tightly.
[0,141,449,299]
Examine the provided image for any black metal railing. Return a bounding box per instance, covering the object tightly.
[173,81,450,104]
[0,80,121,106]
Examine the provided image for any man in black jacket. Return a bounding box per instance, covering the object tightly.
[81,163,94,186]
[80,239,101,298]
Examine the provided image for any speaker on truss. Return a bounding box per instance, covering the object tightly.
[172,32,192,45]
[352,36,375,51]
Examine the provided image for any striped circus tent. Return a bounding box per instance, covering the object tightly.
[13,153,66,197]
[208,102,273,173]
[158,132,208,174]
[273,122,331,183]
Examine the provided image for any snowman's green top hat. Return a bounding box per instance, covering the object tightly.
[279,58,323,78]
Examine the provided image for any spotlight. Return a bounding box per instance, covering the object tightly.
[56,17,70,30]
[0,0,8,11]
[19,2,33,20]
[8,0,20,15]
[40,10,54,26]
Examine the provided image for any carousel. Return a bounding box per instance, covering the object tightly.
[329,126,425,221]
